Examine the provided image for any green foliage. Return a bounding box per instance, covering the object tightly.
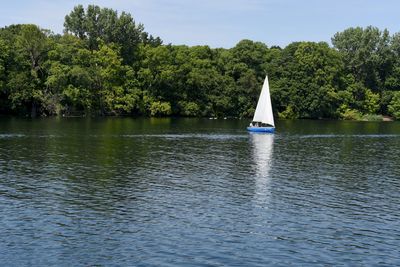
[388,92,400,119]
[150,101,172,117]
[179,101,200,117]
[362,89,380,114]
[380,90,395,114]
[64,5,161,64]
[361,114,383,121]
[0,39,8,90]
[278,105,298,119]
[0,38,10,112]
[332,26,393,91]
[5,24,50,116]
[1,5,400,120]
[271,42,343,119]
[340,107,363,120]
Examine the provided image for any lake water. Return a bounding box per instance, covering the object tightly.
[0,117,399,266]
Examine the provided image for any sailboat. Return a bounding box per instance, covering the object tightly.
[247,75,275,133]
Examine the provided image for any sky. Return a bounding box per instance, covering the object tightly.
[0,0,399,48]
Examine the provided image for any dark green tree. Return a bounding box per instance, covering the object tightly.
[64,5,161,64]
[5,24,50,116]
[332,26,393,92]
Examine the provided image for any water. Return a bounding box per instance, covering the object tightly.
[0,117,399,266]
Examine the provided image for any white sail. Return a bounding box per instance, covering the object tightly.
[252,75,275,127]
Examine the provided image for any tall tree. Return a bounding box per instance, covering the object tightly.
[271,42,343,118]
[0,38,10,112]
[64,5,161,64]
[7,24,49,116]
[332,26,393,92]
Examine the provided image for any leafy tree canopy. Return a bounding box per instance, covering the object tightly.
[0,6,399,120]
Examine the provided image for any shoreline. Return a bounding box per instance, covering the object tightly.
[0,114,396,122]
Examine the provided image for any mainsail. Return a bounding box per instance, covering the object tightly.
[252,75,275,127]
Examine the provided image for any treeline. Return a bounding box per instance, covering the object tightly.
[0,5,400,119]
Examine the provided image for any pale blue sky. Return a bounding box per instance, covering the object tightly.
[0,0,398,48]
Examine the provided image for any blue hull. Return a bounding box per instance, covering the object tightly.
[247,127,275,133]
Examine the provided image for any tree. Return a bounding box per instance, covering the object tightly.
[64,5,161,64]
[0,38,10,112]
[271,42,343,118]
[230,39,269,78]
[2,9,400,120]
[63,5,86,39]
[6,24,50,116]
[388,92,400,119]
[332,26,393,92]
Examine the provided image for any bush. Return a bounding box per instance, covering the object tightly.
[179,101,200,117]
[362,89,380,114]
[340,108,362,120]
[361,114,383,121]
[278,105,298,119]
[150,101,172,117]
[388,92,400,119]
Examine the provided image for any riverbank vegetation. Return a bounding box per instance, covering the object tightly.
[0,5,399,120]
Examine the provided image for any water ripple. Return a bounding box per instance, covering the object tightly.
[0,119,399,266]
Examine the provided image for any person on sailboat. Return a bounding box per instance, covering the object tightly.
[249,122,262,127]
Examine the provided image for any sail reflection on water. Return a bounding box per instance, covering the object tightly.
[250,133,275,206]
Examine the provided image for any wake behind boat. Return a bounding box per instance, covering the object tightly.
[247,75,275,133]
